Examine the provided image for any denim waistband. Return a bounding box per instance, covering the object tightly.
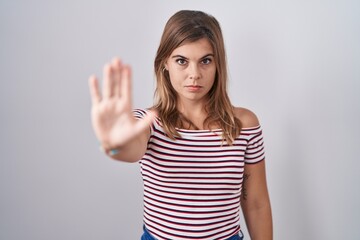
[141,225,244,240]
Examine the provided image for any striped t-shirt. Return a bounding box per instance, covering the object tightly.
[134,109,265,240]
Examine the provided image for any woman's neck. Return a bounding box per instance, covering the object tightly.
[177,101,208,129]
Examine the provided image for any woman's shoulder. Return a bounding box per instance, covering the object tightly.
[133,108,155,120]
[233,107,260,128]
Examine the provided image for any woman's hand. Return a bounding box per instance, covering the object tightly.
[88,58,155,151]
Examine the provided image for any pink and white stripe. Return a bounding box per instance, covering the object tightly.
[134,109,265,240]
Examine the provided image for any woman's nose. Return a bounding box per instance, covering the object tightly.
[188,63,201,80]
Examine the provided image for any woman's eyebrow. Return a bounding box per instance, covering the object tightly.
[201,54,214,59]
[172,55,188,59]
[171,53,214,59]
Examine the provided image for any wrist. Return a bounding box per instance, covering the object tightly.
[99,143,121,156]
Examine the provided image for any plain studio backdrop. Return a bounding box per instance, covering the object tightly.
[1,0,359,239]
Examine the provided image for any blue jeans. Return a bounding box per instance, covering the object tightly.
[141,226,244,240]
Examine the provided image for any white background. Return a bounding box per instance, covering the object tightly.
[1,0,359,239]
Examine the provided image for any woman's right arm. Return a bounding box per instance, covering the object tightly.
[88,58,156,162]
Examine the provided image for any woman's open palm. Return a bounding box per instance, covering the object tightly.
[88,58,155,150]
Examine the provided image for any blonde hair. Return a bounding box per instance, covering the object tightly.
[153,10,242,144]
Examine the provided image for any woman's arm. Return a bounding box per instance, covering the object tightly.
[241,161,273,239]
[235,107,273,239]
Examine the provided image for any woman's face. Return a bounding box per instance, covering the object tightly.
[165,38,216,105]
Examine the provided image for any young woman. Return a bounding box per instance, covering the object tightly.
[89,10,272,240]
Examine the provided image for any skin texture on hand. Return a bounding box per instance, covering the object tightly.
[88,58,155,151]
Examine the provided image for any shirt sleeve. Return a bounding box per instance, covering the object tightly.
[133,108,147,120]
[244,126,265,164]
[132,108,154,135]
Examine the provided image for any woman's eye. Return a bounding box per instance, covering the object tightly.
[176,59,187,65]
[201,58,212,64]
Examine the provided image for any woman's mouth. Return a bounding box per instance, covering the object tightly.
[186,85,202,92]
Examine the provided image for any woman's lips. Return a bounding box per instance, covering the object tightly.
[186,85,202,92]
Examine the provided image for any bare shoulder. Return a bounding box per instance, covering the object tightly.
[234,107,260,128]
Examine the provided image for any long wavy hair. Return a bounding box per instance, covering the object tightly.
[153,10,242,145]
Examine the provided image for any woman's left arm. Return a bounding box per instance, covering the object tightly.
[235,107,273,239]
[241,160,273,240]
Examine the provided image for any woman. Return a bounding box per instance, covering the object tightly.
[89,10,272,240]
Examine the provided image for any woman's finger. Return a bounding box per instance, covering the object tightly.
[102,63,113,98]
[112,58,122,97]
[88,75,101,105]
[121,65,132,105]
